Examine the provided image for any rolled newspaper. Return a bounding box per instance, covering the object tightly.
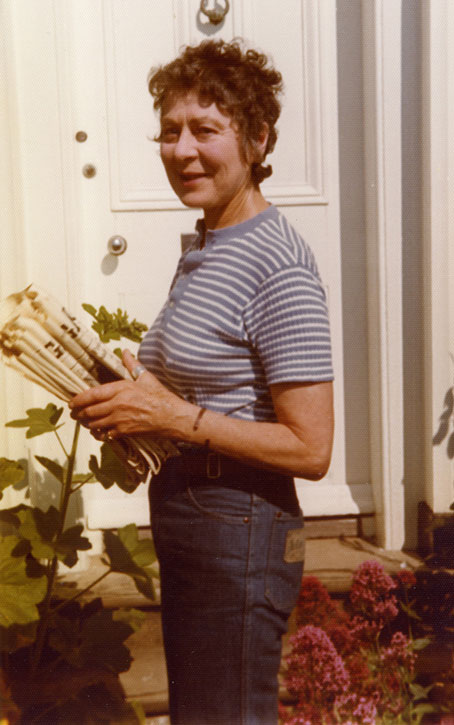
[0,284,178,486]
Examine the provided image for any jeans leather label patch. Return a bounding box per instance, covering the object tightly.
[284,528,305,563]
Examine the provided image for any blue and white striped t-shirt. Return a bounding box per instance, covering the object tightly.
[138,205,333,422]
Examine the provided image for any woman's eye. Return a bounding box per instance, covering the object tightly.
[197,127,215,138]
[160,128,179,142]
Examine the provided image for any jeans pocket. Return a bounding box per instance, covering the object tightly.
[264,510,305,614]
[185,485,252,524]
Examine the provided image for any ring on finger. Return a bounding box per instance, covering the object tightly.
[131,364,147,381]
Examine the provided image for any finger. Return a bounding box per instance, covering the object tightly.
[73,401,114,422]
[70,413,92,430]
[122,349,137,373]
[69,382,124,409]
[123,349,153,384]
[87,414,116,431]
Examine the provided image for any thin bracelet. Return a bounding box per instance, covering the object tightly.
[193,407,207,431]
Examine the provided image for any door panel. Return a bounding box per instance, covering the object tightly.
[103,0,327,210]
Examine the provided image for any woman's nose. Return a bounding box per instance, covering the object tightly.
[174,128,197,160]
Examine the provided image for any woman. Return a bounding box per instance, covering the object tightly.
[71,39,334,725]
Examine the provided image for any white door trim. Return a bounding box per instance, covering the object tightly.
[362,0,405,548]
[0,0,29,474]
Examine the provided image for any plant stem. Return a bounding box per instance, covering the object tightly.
[405,590,414,640]
[50,569,111,615]
[58,422,80,513]
[30,422,81,678]
[54,429,69,459]
[70,473,95,494]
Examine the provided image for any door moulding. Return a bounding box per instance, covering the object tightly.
[362,0,405,549]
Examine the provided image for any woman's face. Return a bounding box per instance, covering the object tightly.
[159,93,254,228]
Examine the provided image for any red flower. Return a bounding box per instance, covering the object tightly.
[349,560,398,627]
[379,631,416,674]
[394,568,417,589]
[296,576,347,630]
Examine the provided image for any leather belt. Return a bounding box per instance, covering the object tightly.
[157,445,299,515]
[177,445,264,482]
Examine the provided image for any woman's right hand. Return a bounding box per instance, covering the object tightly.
[69,349,190,441]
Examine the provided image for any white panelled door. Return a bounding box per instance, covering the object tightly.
[53,0,363,529]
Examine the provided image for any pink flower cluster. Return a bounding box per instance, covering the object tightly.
[285,625,349,706]
[281,561,419,724]
[350,560,398,626]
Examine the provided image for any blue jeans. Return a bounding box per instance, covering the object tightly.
[149,453,304,725]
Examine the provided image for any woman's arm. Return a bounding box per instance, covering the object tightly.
[69,350,334,480]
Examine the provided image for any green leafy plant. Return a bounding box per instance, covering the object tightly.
[82,303,148,348]
[0,305,155,724]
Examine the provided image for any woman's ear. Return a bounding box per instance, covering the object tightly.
[257,122,269,158]
[246,123,270,164]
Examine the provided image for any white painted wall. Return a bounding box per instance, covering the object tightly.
[422,0,454,514]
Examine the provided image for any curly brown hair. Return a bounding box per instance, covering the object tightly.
[148,39,283,186]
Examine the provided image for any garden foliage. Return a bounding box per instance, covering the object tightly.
[0,305,156,724]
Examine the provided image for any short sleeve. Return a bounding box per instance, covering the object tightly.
[243,265,334,384]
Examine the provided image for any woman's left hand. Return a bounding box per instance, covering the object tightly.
[69,350,183,439]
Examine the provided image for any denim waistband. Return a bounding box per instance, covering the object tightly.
[150,448,300,516]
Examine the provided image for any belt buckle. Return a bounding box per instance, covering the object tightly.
[206,452,221,479]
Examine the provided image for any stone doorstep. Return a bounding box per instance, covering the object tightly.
[60,537,422,716]
[60,535,422,606]
[118,609,168,717]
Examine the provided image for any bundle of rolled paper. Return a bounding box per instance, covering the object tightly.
[0,284,177,486]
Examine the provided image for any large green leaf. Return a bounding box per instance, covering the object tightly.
[49,599,136,673]
[18,508,55,560]
[79,607,135,672]
[0,458,25,500]
[89,442,137,493]
[103,524,157,600]
[35,456,65,484]
[12,505,91,567]
[113,607,146,634]
[0,509,22,538]
[0,536,47,627]
[0,620,38,653]
[89,443,125,490]
[411,637,431,651]
[55,524,92,568]
[117,524,157,568]
[5,404,64,438]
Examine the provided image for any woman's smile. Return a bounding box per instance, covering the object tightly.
[179,171,210,185]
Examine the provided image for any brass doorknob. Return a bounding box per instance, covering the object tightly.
[107,236,128,256]
[199,0,229,25]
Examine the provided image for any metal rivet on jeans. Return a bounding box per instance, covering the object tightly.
[243,517,250,523]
